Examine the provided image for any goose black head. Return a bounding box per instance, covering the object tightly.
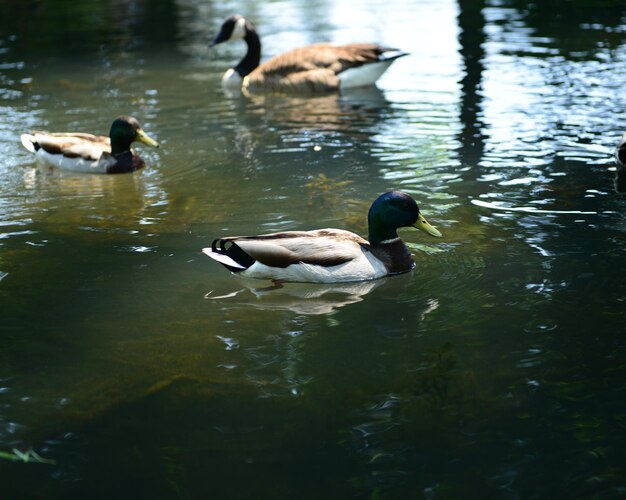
[210,15,249,47]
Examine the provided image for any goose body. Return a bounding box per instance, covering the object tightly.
[20,116,159,174]
[203,192,442,283]
[211,15,407,93]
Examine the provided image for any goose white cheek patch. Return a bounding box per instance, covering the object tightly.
[231,17,247,40]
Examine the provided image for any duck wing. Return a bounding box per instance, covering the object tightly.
[22,132,111,161]
[205,229,370,270]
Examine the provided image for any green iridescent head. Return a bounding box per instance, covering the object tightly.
[109,116,159,155]
[367,191,442,245]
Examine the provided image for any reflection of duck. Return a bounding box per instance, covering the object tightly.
[203,191,442,283]
[614,132,626,193]
[207,279,384,315]
[20,116,159,174]
[210,15,407,93]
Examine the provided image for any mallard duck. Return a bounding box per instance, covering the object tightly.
[614,132,626,193]
[210,15,408,93]
[202,191,442,283]
[20,115,159,174]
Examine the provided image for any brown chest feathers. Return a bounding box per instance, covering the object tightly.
[371,239,415,275]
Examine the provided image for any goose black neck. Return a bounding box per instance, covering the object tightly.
[235,27,261,77]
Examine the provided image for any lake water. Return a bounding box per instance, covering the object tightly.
[1,0,625,497]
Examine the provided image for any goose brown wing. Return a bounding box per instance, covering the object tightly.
[246,44,397,92]
[327,43,397,70]
[258,44,390,74]
[247,67,339,92]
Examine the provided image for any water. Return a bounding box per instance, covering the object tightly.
[1,0,625,497]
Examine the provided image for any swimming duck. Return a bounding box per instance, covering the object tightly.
[614,132,626,193]
[202,191,442,283]
[210,15,408,93]
[20,115,159,174]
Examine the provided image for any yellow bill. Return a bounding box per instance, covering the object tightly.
[136,128,159,148]
[413,214,442,238]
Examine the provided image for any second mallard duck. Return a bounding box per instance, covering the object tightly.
[210,15,408,93]
[20,115,159,174]
[202,191,442,283]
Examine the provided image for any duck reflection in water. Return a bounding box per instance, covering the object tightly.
[205,275,441,318]
[614,132,626,193]
[205,278,385,315]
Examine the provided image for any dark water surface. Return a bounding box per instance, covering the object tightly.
[1,0,625,498]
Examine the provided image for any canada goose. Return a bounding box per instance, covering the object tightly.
[210,15,408,93]
[202,191,442,283]
[20,116,159,174]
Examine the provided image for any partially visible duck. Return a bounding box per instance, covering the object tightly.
[202,191,442,283]
[20,115,159,174]
[614,132,626,193]
[210,15,408,93]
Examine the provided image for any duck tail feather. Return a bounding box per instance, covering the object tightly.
[21,134,39,153]
[380,50,409,62]
[203,239,255,272]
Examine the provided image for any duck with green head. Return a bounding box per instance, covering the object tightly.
[20,115,159,174]
[202,191,442,283]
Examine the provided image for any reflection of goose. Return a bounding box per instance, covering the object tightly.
[210,15,407,93]
[614,132,626,193]
[202,191,442,283]
[241,86,389,129]
[206,279,384,315]
[20,116,159,174]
